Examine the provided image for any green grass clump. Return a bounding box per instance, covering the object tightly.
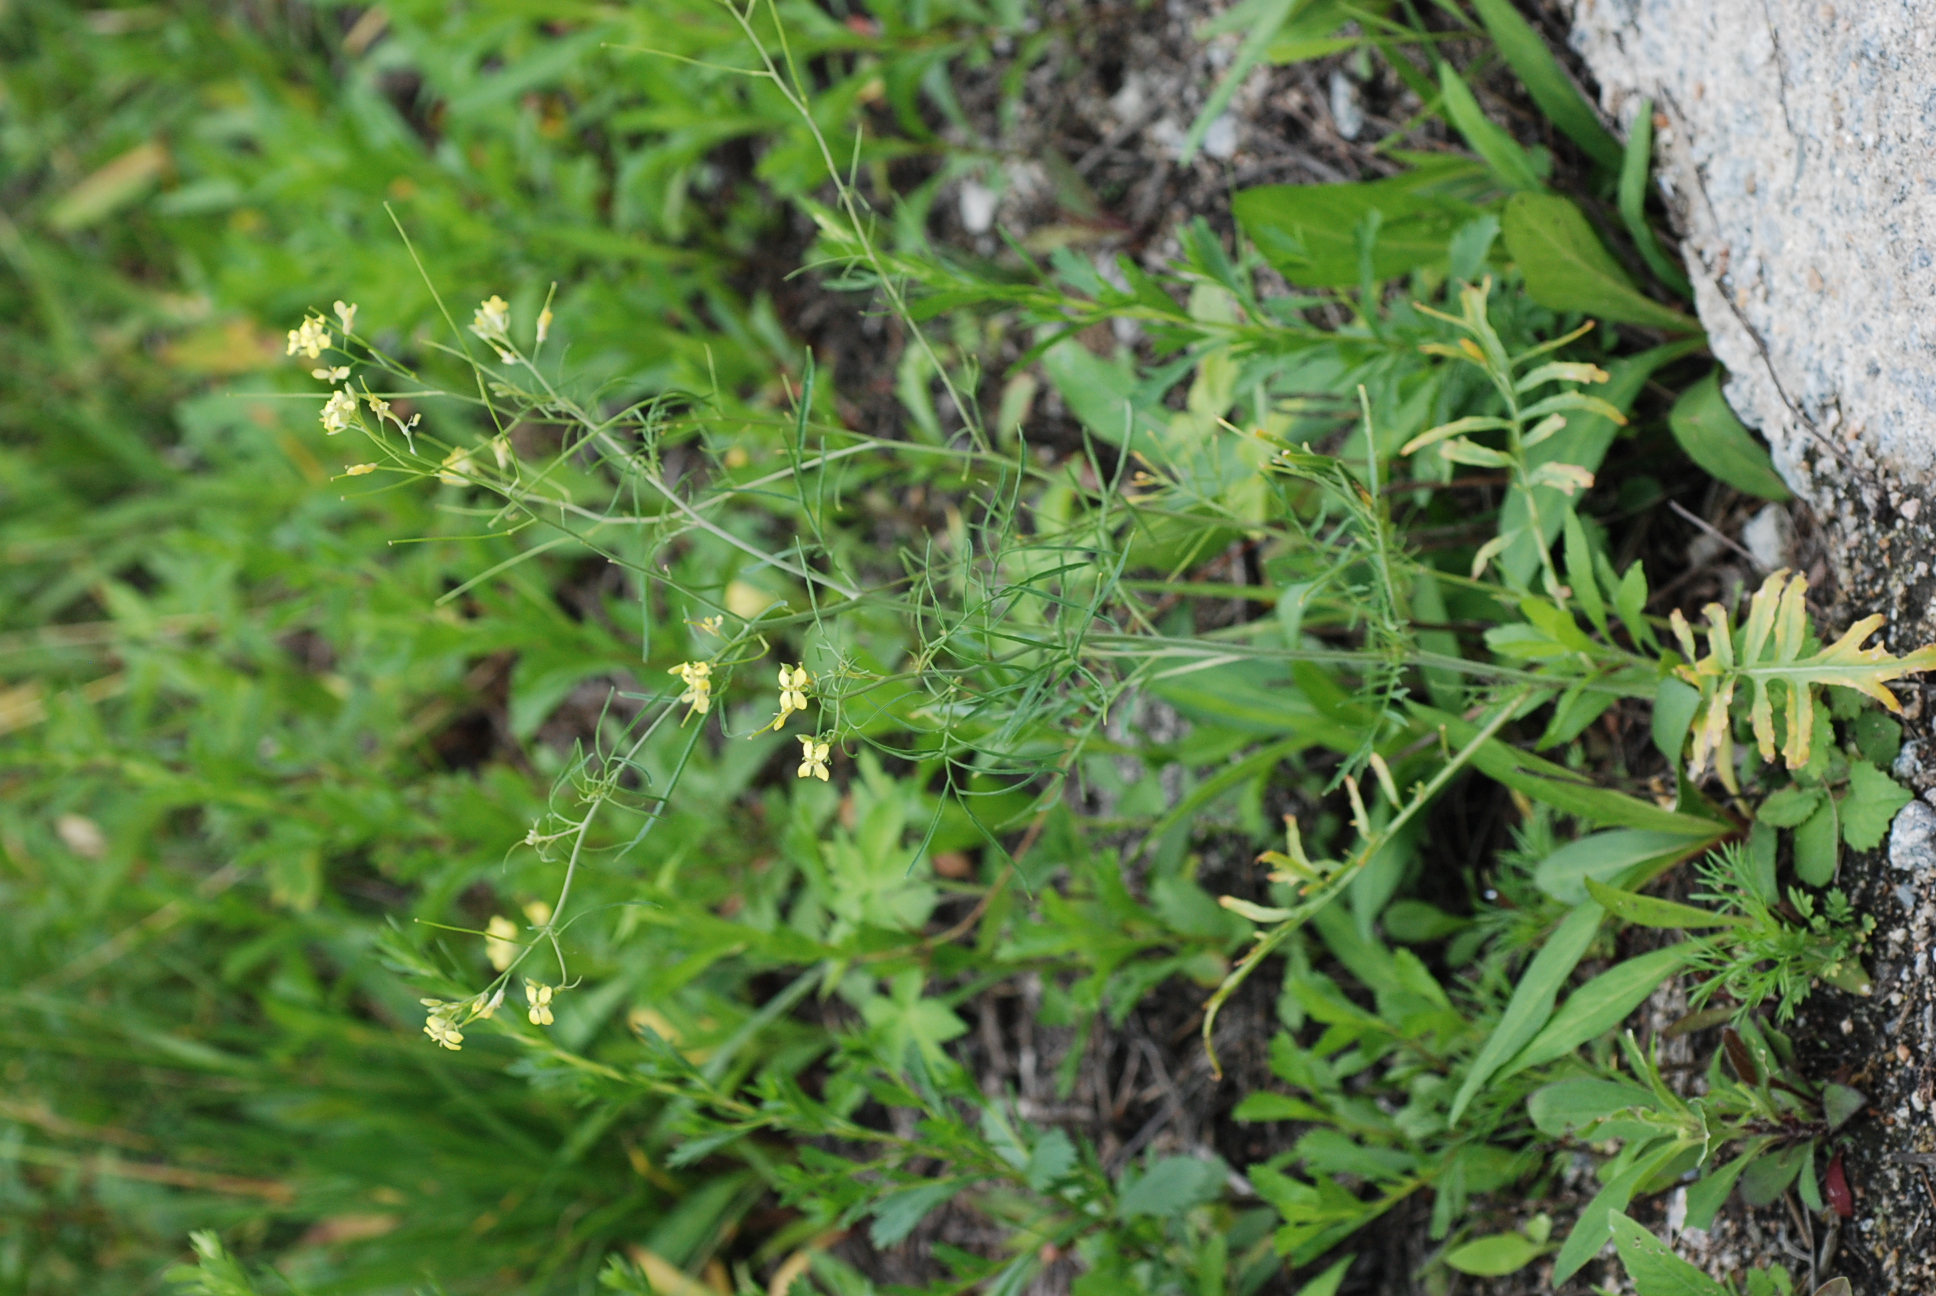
[0,3,1913,1294]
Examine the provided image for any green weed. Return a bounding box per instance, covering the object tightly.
[1,2,1919,1294]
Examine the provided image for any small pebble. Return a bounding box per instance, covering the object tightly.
[1842,1018,1856,1034]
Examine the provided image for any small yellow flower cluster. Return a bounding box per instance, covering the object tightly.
[344,463,377,477]
[470,294,517,362]
[525,979,555,1026]
[670,660,712,717]
[420,986,506,1051]
[320,389,358,435]
[287,315,331,359]
[420,998,465,1050]
[797,736,830,781]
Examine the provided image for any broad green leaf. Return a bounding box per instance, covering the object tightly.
[1797,1143,1823,1213]
[1609,1211,1729,1296]
[1793,795,1839,887]
[1652,676,1702,767]
[1448,902,1603,1124]
[1738,1141,1811,1207]
[1501,192,1699,331]
[1470,0,1622,169]
[869,1179,966,1246]
[1854,710,1904,767]
[1499,945,1693,1078]
[1615,559,1658,652]
[1233,1091,1329,1123]
[1667,371,1791,500]
[1822,1082,1866,1132]
[1553,1140,1687,1283]
[1118,1155,1228,1218]
[1039,337,1168,450]
[1683,1143,1772,1230]
[1535,829,1708,905]
[1292,1255,1353,1296]
[1564,510,1609,636]
[1841,759,1912,850]
[1755,784,1824,828]
[1438,64,1544,192]
[1444,1231,1544,1277]
[1025,1129,1077,1191]
[1584,877,1748,929]
[1234,160,1485,287]
[1616,98,1694,296]
[1382,899,1470,942]
[1527,1078,1658,1136]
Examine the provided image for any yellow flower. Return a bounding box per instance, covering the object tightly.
[420,1000,464,1050]
[759,664,812,733]
[797,735,830,781]
[525,979,555,1027]
[536,306,553,345]
[437,447,472,485]
[475,986,505,1020]
[365,393,392,421]
[320,389,358,434]
[344,463,377,476]
[692,615,723,636]
[471,294,511,342]
[485,915,520,971]
[669,660,712,717]
[287,316,332,360]
[333,300,358,333]
[313,365,350,381]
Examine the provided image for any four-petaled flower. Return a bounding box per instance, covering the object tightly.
[333,300,358,333]
[320,389,357,434]
[313,365,350,381]
[669,660,712,717]
[779,665,810,721]
[344,463,377,476]
[797,735,830,781]
[471,294,511,342]
[525,979,555,1027]
[287,316,331,360]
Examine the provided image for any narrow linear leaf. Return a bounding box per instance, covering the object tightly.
[1470,0,1622,168]
[1498,944,1694,1078]
[1616,98,1694,296]
[1584,877,1748,929]
[1448,902,1604,1124]
[1438,64,1545,192]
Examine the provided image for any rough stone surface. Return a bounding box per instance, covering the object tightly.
[1565,0,1936,642]
[1890,797,1936,874]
